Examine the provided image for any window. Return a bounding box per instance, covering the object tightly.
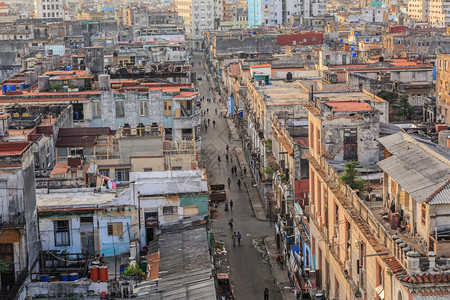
[99,169,110,177]
[315,128,320,155]
[140,101,148,117]
[115,168,130,182]
[163,100,172,116]
[107,222,123,236]
[186,100,192,111]
[144,168,153,172]
[54,220,70,246]
[163,206,178,215]
[172,166,182,171]
[421,203,426,224]
[92,102,101,118]
[115,101,124,118]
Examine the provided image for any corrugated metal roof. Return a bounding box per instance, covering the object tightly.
[427,179,450,205]
[58,127,114,137]
[55,136,96,147]
[378,132,450,203]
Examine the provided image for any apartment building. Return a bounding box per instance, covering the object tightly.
[174,0,217,49]
[304,90,450,299]
[408,0,450,26]
[34,0,67,19]
[436,53,450,125]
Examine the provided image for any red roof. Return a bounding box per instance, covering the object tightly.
[250,64,271,68]
[56,136,97,147]
[0,142,31,156]
[325,101,374,112]
[230,64,240,77]
[294,137,308,148]
[0,2,7,7]
[173,91,199,98]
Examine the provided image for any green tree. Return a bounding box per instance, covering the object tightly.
[340,161,365,191]
[122,264,145,277]
[50,83,60,90]
[394,95,414,117]
[377,91,398,103]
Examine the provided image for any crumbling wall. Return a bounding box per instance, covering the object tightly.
[0,41,24,81]
[26,281,108,299]
[100,90,115,128]
[124,90,139,127]
[148,90,163,125]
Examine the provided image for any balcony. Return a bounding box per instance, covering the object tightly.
[173,112,201,129]
[274,171,293,201]
[117,123,163,138]
[0,214,26,231]
[163,140,196,155]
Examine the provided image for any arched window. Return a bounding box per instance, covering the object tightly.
[398,291,403,300]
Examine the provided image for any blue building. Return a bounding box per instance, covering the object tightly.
[248,0,262,27]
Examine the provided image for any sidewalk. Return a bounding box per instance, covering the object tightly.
[264,235,297,300]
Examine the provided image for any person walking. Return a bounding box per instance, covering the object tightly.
[243,167,247,176]
[226,145,229,152]
[264,287,269,300]
[237,179,241,190]
[230,199,233,210]
[207,108,209,114]
[231,166,234,175]
[226,153,229,163]
[276,255,281,269]
[237,232,241,245]
[227,177,231,189]
[208,119,210,126]
[232,232,237,246]
[218,155,221,163]
[213,120,216,128]
[205,124,207,132]
[230,155,233,163]
[234,165,237,176]
[215,108,217,115]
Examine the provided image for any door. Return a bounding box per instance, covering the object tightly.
[0,244,14,292]
[81,232,94,254]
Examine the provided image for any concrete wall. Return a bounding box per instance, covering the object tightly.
[98,214,133,257]
[0,41,24,81]
[26,281,108,299]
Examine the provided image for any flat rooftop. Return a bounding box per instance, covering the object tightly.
[316,90,386,103]
[36,188,117,209]
[256,80,310,106]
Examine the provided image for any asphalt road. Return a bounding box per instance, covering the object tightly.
[191,53,281,300]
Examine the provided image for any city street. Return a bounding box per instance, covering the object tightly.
[191,53,282,300]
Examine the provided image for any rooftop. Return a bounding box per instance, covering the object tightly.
[378,132,450,203]
[324,100,374,112]
[36,188,117,210]
[0,141,31,156]
[255,80,310,106]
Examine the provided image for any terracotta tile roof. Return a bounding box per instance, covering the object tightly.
[324,101,374,112]
[55,136,96,147]
[173,91,199,98]
[58,127,114,137]
[0,142,31,156]
[250,64,271,68]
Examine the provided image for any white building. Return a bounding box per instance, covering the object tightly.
[174,0,219,49]
[34,0,66,19]
[259,0,327,27]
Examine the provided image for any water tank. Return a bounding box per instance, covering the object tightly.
[38,75,50,92]
[25,71,37,86]
[286,72,293,82]
[99,266,108,282]
[98,74,111,90]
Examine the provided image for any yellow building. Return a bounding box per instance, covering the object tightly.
[436,53,450,125]
[305,98,450,299]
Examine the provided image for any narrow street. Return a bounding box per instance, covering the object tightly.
[191,53,282,300]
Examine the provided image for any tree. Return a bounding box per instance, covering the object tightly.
[341,161,365,191]
[377,91,398,103]
[394,95,414,117]
[50,83,60,91]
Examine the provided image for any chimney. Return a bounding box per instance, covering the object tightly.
[429,252,436,269]
[407,251,420,275]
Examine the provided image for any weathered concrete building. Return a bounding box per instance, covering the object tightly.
[0,142,39,298]
[436,53,450,125]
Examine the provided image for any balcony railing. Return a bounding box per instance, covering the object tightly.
[117,124,163,138]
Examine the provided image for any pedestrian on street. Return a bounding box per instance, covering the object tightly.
[234,165,237,176]
[226,153,229,163]
[264,287,269,300]
[218,155,221,163]
[207,108,209,114]
[227,177,231,189]
[243,167,247,176]
[232,232,237,247]
[231,166,234,175]
[213,120,216,128]
[230,199,233,210]
[280,256,284,270]
[226,145,229,152]
[237,179,241,190]
[215,108,217,115]
[208,119,210,126]
[237,232,241,245]
[251,177,255,186]
[276,255,281,268]
[205,124,208,132]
